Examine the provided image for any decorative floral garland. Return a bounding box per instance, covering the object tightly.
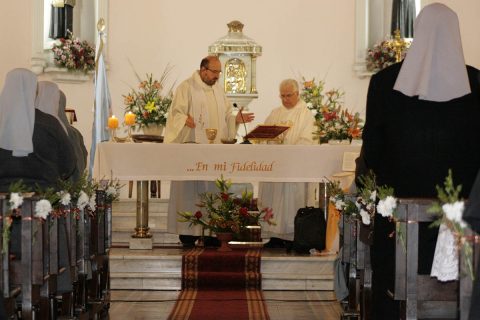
[1,175,122,253]
[328,169,474,280]
[428,170,473,280]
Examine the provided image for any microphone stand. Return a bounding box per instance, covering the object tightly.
[234,103,251,144]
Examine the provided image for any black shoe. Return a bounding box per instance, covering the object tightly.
[179,235,199,248]
[264,237,286,248]
[285,240,293,253]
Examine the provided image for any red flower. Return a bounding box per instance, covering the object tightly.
[194,210,202,219]
[323,111,337,121]
[239,207,249,217]
[221,193,229,201]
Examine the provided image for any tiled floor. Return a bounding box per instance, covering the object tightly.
[109,289,342,319]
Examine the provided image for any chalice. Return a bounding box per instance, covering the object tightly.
[205,128,218,144]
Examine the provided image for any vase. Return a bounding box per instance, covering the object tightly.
[142,124,164,136]
[216,232,233,252]
[351,138,363,146]
[237,225,262,242]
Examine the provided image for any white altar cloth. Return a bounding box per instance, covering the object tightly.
[93,142,361,182]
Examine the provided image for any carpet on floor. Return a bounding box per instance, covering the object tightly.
[168,248,270,320]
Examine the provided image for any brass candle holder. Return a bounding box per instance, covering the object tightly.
[109,127,132,143]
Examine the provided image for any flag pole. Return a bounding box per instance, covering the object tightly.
[89,18,111,180]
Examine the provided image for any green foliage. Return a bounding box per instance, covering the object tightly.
[8,180,29,193]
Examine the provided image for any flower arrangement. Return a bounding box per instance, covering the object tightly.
[428,170,473,279]
[51,31,95,72]
[301,78,363,143]
[366,39,411,72]
[327,171,398,226]
[123,66,174,129]
[177,176,275,235]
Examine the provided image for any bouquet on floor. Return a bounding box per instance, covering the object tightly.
[177,175,275,234]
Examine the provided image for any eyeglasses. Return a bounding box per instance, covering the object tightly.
[205,67,222,75]
[280,92,298,99]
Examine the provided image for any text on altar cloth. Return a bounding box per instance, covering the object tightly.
[186,161,276,173]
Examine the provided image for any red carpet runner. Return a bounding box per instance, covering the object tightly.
[168,248,270,320]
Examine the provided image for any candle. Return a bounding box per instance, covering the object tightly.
[124,111,136,126]
[107,115,119,129]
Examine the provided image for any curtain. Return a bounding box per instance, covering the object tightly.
[391,0,416,38]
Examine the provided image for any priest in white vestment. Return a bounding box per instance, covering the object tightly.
[165,56,254,245]
[259,79,316,244]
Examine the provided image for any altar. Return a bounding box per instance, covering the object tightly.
[93,142,361,182]
[93,142,361,247]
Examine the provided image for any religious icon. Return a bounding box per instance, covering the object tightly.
[49,0,76,39]
[224,58,247,94]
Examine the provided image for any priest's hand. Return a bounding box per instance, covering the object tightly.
[235,110,254,124]
[185,114,195,128]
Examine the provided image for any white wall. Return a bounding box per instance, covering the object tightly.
[0,0,479,159]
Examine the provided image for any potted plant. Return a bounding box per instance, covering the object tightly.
[177,175,275,250]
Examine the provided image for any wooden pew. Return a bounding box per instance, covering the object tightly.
[74,190,110,319]
[459,228,480,320]
[60,206,78,317]
[1,190,112,319]
[356,222,372,320]
[1,195,74,319]
[88,190,110,317]
[74,203,91,318]
[339,214,374,320]
[340,214,360,319]
[0,194,19,318]
[394,199,458,320]
[39,214,60,319]
[6,196,47,320]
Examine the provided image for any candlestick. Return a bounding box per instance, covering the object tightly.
[124,111,136,126]
[110,128,117,142]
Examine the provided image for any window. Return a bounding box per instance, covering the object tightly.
[32,0,108,80]
[354,0,421,77]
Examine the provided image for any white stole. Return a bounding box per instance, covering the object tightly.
[189,73,228,144]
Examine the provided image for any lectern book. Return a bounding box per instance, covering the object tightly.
[244,125,290,140]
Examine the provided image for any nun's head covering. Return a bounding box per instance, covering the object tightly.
[35,81,67,133]
[393,3,470,102]
[0,68,37,157]
[58,90,71,134]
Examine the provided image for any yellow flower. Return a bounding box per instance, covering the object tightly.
[144,101,156,113]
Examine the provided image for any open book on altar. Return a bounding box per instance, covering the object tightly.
[244,124,290,142]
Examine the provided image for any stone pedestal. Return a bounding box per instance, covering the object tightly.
[129,237,153,250]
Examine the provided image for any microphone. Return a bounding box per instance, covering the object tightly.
[234,103,251,144]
